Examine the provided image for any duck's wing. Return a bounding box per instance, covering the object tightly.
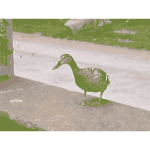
[77,68,94,76]
[74,67,110,92]
[77,67,108,83]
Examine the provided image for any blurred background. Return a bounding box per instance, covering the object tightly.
[12,19,150,50]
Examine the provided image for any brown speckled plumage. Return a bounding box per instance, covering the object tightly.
[74,67,110,93]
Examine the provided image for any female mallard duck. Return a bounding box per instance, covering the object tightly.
[52,54,110,106]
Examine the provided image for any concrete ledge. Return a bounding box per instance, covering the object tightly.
[1,76,150,131]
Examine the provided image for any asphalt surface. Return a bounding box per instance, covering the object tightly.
[13,32,150,111]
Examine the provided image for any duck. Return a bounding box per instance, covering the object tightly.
[52,54,110,106]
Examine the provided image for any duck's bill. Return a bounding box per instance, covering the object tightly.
[52,62,61,70]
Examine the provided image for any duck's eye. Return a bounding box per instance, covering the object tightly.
[61,58,67,64]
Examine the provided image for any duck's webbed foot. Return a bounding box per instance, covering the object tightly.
[90,102,101,107]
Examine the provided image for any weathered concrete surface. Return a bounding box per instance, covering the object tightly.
[1,76,150,131]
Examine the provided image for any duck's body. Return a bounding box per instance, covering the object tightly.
[52,54,110,106]
[73,67,110,92]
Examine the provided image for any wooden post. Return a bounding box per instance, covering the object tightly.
[6,19,14,77]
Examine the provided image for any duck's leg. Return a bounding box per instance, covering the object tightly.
[98,91,103,106]
[77,91,89,106]
[91,91,104,107]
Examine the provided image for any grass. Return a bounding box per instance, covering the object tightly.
[12,19,150,51]
[0,111,44,131]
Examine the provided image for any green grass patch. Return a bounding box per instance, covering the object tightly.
[12,19,150,51]
[0,111,44,131]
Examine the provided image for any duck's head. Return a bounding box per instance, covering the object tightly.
[52,54,73,70]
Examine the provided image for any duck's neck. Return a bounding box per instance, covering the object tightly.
[68,59,80,72]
